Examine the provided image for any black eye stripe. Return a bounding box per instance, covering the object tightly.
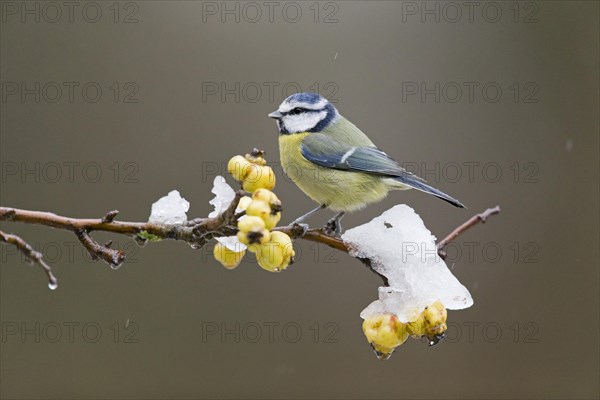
[283,107,318,116]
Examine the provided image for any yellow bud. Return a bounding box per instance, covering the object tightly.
[255,242,285,272]
[269,231,294,268]
[264,213,281,230]
[246,199,281,230]
[250,189,282,229]
[406,301,448,339]
[236,196,252,212]
[252,188,278,204]
[227,155,253,182]
[278,252,294,270]
[242,165,276,192]
[362,314,409,359]
[245,200,271,219]
[245,243,261,254]
[423,301,448,336]
[271,197,282,209]
[213,242,245,270]
[237,216,270,245]
[236,231,247,245]
[245,150,267,166]
[406,314,427,337]
[271,231,294,257]
[236,229,271,246]
[270,231,292,247]
[237,215,265,233]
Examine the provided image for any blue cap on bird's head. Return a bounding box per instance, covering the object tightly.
[268,92,339,135]
[284,92,327,107]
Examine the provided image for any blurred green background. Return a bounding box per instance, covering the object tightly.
[1,1,598,399]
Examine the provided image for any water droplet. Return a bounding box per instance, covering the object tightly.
[370,344,393,360]
[374,349,393,361]
[134,235,148,247]
[190,243,202,250]
[48,281,58,290]
[426,332,446,346]
[110,263,123,270]
[565,138,574,152]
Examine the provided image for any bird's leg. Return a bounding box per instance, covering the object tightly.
[288,204,327,235]
[324,212,346,237]
[291,204,326,225]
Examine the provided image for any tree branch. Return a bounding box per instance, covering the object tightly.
[274,206,500,284]
[274,224,347,251]
[276,205,502,257]
[1,204,500,287]
[0,207,212,244]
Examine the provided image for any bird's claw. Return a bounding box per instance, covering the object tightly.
[323,218,342,237]
[287,222,310,237]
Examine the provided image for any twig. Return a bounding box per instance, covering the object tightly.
[75,228,126,267]
[101,210,119,223]
[436,205,502,260]
[191,191,244,235]
[0,230,57,288]
[274,224,347,251]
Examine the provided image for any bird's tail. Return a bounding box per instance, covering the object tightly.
[390,175,466,208]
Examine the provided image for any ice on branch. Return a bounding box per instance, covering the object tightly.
[148,190,190,225]
[208,176,246,251]
[208,176,236,218]
[342,205,473,323]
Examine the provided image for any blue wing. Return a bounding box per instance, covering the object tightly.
[300,134,465,208]
[300,133,424,180]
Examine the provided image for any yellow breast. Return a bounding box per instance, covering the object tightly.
[278,133,390,212]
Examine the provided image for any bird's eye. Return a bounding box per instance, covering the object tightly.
[290,107,305,115]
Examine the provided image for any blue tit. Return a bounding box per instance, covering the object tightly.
[268,92,465,234]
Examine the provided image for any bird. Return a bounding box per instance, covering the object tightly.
[268,92,465,235]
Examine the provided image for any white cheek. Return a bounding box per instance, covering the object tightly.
[283,111,327,133]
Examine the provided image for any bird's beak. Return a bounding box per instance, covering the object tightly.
[268,110,283,119]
